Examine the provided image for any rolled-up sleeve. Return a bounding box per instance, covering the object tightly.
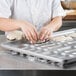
[52,0,66,18]
[0,0,12,18]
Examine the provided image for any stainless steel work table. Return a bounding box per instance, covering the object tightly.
[0,35,76,70]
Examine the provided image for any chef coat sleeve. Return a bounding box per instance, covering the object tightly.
[0,0,12,18]
[52,0,66,18]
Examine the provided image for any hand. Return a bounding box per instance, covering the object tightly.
[20,21,38,44]
[39,24,54,42]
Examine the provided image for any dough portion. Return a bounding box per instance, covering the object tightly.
[64,36,73,41]
[68,33,76,38]
[52,36,72,42]
[6,30,23,41]
[52,36,66,42]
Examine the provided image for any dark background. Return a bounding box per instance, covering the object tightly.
[0,70,75,76]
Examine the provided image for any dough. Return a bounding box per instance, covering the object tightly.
[52,36,66,42]
[68,33,76,38]
[53,35,73,42]
[36,40,46,44]
[64,36,73,41]
[6,30,23,41]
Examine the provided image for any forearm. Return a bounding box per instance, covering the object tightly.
[0,17,23,32]
[49,16,62,32]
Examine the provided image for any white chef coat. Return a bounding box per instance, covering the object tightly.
[0,0,66,30]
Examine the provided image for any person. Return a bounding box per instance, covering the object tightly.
[0,0,66,44]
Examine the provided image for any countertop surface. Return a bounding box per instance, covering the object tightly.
[64,10,76,20]
[0,35,76,70]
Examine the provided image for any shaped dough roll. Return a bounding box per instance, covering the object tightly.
[68,33,76,38]
[6,30,23,41]
[53,35,73,42]
[52,36,66,42]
